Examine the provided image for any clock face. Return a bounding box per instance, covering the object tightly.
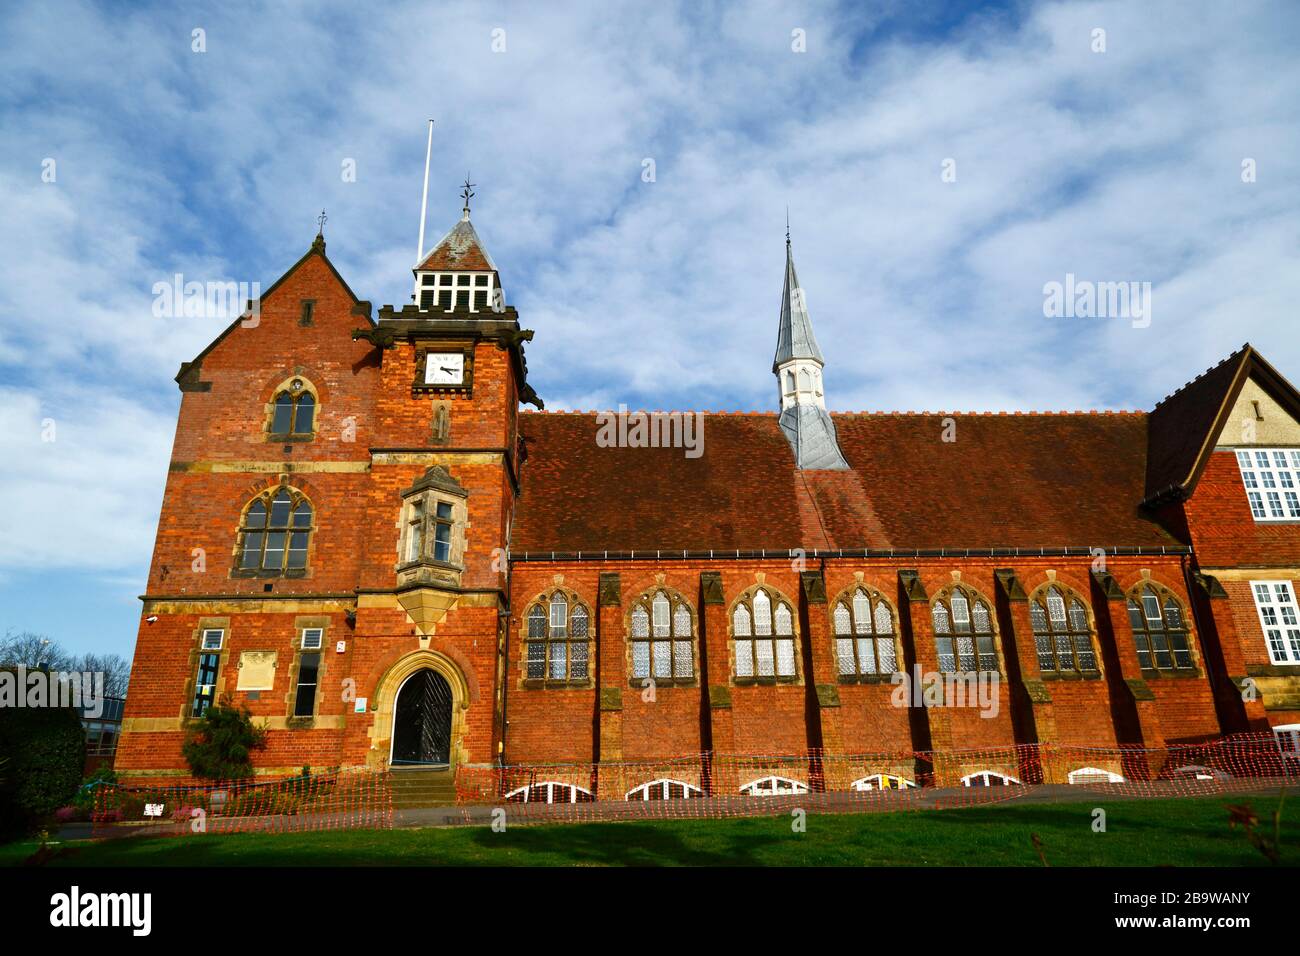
[425,352,465,385]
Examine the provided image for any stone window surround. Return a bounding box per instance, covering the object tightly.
[285,615,331,725]
[828,582,901,684]
[1125,577,1201,678]
[1026,581,1105,680]
[232,481,315,579]
[626,584,700,688]
[264,374,320,443]
[395,466,470,583]
[728,582,803,686]
[519,586,594,689]
[182,617,231,722]
[930,582,1004,676]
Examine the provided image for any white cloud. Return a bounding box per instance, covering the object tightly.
[1,0,1299,585]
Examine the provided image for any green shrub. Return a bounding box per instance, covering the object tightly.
[0,702,85,833]
[181,698,267,780]
[73,765,118,811]
[222,789,301,817]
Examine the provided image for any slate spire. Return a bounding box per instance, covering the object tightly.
[773,228,849,470]
[772,233,826,371]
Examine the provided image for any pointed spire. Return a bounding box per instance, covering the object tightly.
[773,230,825,371]
[772,221,848,470]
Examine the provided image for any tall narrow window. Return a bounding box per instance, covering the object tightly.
[269,380,317,437]
[733,587,797,681]
[630,588,695,682]
[1029,585,1098,674]
[1250,580,1300,665]
[524,591,591,684]
[1126,583,1194,672]
[832,586,898,677]
[237,487,313,575]
[294,651,321,717]
[932,584,999,674]
[191,629,224,717]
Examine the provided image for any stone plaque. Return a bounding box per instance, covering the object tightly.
[236,650,277,691]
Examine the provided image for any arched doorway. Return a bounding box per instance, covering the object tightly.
[390,669,454,766]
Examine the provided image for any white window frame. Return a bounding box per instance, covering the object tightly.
[625,779,704,801]
[300,627,324,650]
[739,775,807,796]
[960,770,1021,787]
[1275,724,1300,760]
[1067,767,1124,785]
[503,781,592,804]
[1249,580,1300,665]
[200,628,225,651]
[1235,449,1300,521]
[416,271,496,314]
[850,774,916,791]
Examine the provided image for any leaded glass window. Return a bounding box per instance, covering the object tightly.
[832,586,898,677]
[933,585,998,673]
[629,588,695,681]
[1126,583,1194,672]
[525,592,591,683]
[269,384,316,436]
[1030,585,1098,674]
[733,588,797,681]
[237,487,313,574]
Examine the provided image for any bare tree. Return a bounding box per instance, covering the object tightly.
[0,630,74,671]
[75,653,131,698]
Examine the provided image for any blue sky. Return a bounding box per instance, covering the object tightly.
[2,0,1299,662]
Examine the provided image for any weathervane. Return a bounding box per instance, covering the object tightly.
[461,175,476,213]
[316,209,327,236]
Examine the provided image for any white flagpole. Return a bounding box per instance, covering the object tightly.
[416,119,434,265]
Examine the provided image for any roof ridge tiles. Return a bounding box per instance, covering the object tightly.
[1151,342,1251,411]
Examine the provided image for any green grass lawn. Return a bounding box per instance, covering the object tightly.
[1,795,1292,867]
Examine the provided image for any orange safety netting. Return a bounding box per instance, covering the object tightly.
[90,768,392,838]
[450,732,1298,825]
[87,733,1295,835]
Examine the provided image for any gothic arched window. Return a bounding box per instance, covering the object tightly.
[931,584,998,673]
[238,487,313,574]
[1029,584,1099,675]
[831,585,899,678]
[732,587,798,681]
[1126,582,1194,672]
[525,591,591,684]
[269,378,317,437]
[630,588,695,682]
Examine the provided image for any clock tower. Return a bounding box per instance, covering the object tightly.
[349,189,541,770]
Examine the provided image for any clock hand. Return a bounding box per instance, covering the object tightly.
[440,366,455,374]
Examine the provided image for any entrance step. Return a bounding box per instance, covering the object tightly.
[388,768,457,809]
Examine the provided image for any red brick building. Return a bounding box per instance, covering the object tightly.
[116,201,1300,793]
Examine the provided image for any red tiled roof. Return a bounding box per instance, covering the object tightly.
[513,410,1181,553]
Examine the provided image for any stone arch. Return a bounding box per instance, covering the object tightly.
[367,649,472,770]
